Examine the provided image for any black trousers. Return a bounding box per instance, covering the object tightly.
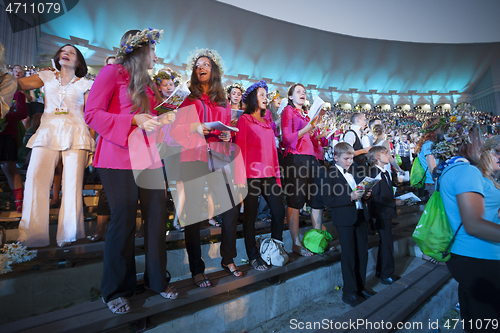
[336,211,368,295]
[374,217,395,279]
[284,154,324,209]
[181,161,239,273]
[446,254,500,332]
[243,177,285,260]
[98,168,167,303]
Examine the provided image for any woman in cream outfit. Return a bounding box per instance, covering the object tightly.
[17,44,93,247]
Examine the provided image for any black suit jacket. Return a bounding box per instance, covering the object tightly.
[324,165,369,226]
[369,166,397,220]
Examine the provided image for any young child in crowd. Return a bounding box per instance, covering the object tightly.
[323,142,375,307]
[367,146,402,285]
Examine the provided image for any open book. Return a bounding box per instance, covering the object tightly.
[354,174,381,195]
[154,82,190,115]
[396,192,421,205]
[205,121,239,132]
[308,96,325,124]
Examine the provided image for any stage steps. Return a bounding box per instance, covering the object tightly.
[0,216,421,332]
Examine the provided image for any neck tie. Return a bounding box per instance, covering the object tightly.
[383,171,391,186]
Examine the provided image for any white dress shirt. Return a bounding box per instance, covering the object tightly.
[336,164,362,209]
[343,124,362,148]
[362,132,373,148]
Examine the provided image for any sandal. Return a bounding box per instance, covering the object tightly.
[160,285,179,299]
[208,219,221,227]
[193,273,212,288]
[104,297,132,314]
[422,254,446,266]
[221,262,243,277]
[251,258,268,271]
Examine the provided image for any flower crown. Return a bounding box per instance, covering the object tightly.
[186,48,224,76]
[421,117,447,134]
[431,105,478,161]
[226,82,245,95]
[115,28,163,60]
[242,80,268,104]
[153,68,182,87]
[267,89,280,102]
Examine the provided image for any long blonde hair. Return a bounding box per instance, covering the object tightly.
[480,136,500,190]
[115,30,161,114]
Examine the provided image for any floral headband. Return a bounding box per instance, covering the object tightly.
[153,68,182,87]
[421,117,447,134]
[226,82,245,95]
[186,48,224,76]
[267,89,280,101]
[242,80,268,104]
[431,106,478,161]
[115,27,163,60]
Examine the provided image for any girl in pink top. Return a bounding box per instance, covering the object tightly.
[169,49,242,286]
[235,80,285,270]
[85,29,177,314]
[281,83,326,256]
[153,68,185,232]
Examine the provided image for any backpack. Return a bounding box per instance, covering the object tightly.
[259,237,289,266]
[302,229,333,254]
[412,164,463,262]
[410,156,427,188]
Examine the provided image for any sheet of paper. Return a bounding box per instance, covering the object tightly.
[205,121,239,132]
[308,96,325,124]
[277,98,287,115]
[231,109,244,120]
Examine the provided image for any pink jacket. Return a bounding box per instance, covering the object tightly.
[281,105,315,157]
[85,64,162,170]
[169,94,232,163]
[235,114,281,186]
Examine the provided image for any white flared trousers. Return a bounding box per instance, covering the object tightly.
[18,147,87,247]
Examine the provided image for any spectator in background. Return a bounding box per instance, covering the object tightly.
[343,113,370,168]
[484,136,500,181]
[0,42,17,128]
[415,117,443,199]
[395,133,412,172]
[362,117,381,148]
[0,85,28,212]
[104,56,116,65]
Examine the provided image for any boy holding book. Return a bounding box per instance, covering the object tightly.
[367,145,403,285]
[323,142,376,307]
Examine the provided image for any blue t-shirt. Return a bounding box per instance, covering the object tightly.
[440,163,500,260]
[418,141,438,184]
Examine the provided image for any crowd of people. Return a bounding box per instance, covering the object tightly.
[1,28,499,329]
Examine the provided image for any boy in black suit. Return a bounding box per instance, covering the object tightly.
[323,142,376,307]
[367,146,402,285]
